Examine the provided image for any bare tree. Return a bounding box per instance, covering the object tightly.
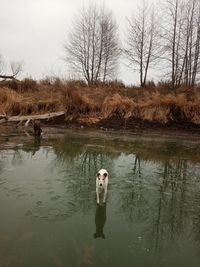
[160,0,184,88]
[162,0,200,87]
[184,0,200,86]
[101,13,119,82]
[0,55,5,75]
[10,61,23,78]
[192,3,200,85]
[125,1,160,87]
[64,3,119,84]
[176,0,200,86]
[0,55,23,81]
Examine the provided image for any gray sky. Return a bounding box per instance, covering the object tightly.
[0,0,158,85]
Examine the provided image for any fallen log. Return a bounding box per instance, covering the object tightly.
[0,118,7,124]
[0,75,20,82]
[0,75,16,80]
[0,111,66,124]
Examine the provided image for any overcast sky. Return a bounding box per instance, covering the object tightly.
[0,0,159,85]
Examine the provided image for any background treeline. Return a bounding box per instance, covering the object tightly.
[64,0,200,88]
[1,0,200,89]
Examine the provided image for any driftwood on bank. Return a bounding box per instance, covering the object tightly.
[0,111,65,124]
[0,75,20,83]
[0,75,17,80]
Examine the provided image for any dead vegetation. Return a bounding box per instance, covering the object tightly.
[0,78,200,127]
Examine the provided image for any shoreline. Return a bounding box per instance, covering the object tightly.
[1,118,200,144]
[1,81,200,135]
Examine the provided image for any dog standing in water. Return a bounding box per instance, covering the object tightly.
[96,169,108,204]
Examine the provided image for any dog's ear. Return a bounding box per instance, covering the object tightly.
[97,172,100,178]
[103,173,107,178]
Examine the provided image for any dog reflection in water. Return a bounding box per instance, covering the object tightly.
[94,204,106,239]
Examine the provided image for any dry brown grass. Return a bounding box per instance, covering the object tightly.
[0,79,200,126]
[0,87,22,115]
[102,93,135,119]
[0,85,67,116]
[130,91,188,123]
[67,88,99,113]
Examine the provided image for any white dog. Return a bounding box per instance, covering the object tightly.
[96,169,108,204]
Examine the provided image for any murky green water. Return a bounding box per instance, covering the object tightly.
[0,129,200,267]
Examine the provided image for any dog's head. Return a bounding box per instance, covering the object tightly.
[96,169,108,187]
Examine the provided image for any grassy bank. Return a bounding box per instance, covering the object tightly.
[0,78,200,129]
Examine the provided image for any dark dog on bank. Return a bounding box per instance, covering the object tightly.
[31,119,42,137]
[94,204,106,239]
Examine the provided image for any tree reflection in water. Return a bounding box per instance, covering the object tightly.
[1,132,200,260]
[118,154,200,254]
[51,136,114,215]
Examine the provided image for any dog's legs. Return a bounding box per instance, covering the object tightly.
[103,188,107,203]
[96,188,100,204]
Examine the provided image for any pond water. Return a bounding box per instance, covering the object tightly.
[0,129,200,267]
